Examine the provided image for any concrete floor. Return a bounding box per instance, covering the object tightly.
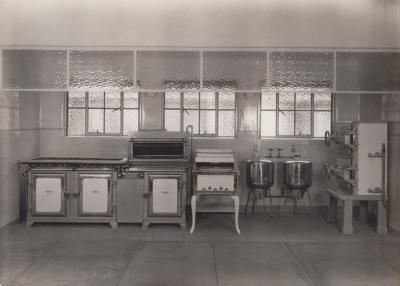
[1,213,400,286]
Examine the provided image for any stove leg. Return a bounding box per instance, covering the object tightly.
[231,195,241,235]
[110,222,118,229]
[190,195,197,234]
[244,189,252,215]
[306,190,312,208]
[252,190,257,214]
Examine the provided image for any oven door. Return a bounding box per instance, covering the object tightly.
[31,173,67,217]
[147,174,182,217]
[78,173,113,217]
[129,141,186,160]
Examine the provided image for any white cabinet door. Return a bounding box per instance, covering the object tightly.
[79,174,111,216]
[34,176,65,216]
[151,178,178,214]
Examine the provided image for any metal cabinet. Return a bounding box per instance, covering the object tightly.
[26,169,118,228]
[143,172,186,229]
[116,172,144,223]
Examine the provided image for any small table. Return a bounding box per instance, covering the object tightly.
[326,188,388,235]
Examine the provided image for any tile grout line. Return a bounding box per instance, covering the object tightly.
[281,242,319,286]
[115,240,143,286]
[8,239,59,284]
[211,242,220,286]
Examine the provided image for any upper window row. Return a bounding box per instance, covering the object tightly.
[67,91,331,138]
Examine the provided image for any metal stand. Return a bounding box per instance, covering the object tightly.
[244,188,299,214]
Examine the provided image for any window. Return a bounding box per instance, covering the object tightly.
[67,91,139,135]
[164,91,236,137]
[260,92,331,138]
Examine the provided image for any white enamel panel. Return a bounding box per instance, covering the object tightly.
[357,122,387,195]
[152,179,178,213]
[35,178,62,213]
[197,175,234,192]
[82,178,109,213]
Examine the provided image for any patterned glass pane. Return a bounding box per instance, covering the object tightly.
[124,92,139,108]
[219,111,235,136]
[68,109,85,135]
[261,111,276,137]
[296,92,311,110]
[141,92,163,130]
[88,109,104,133]
[105,92,121,108]
[200,92,216,109]
[278,111,294,136]
[295,111,311,136]
[279,93,294,110]
[123,109,138,134]
[219,91,235,109]
[203,52,267,90]
[314,111,331,137]
[165,92,181,108]
[336,52,400,91]
[137,51,200,89]
[261,92,276,110]
[88,92,104,108]
[184,110,199,134]
[68,92,85,108]
[269,52,334,90]
[105,109,120,133]
[314,93,331,110]
[2,50,67,89]
[200,110,216,135]
[183,92,199,109]
[164,110,181,132]
[69,51,134,89]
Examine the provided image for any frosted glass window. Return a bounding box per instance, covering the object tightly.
[296,93,311,110]
[219,91,236,109]
[183,92,199,109]
[123,109,139,134]
[141,92,163,130]
[260,91,331,137]
[2,50,67,89]
[200,92,216,109]
[261,92,276,110]
[314,112,331,137]
[314,93,331,110]
[68,109,85,135]
[279,93,294,110]
[165,110,181,132]
[295,111,311,136]
[69,51,134,89]
[200,110,216,135]
[124,92,139,108]
[165,92,181,108]
[88,109,104,133]
[219,111,235,136]
[68,92,85,108]
[105,110,120,133]
[88,92,104,108]
[105,92,121,108]
[336,52,400,91]
[137,51,200,89]
[184,110,199,134]
[203,52,267,90]
[261,111,276,137]
[279,111,295,136]
[269,52,334,90]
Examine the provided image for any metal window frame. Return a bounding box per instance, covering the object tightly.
[260,91,332,138]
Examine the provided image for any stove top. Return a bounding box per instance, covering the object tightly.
[20,157,128,165]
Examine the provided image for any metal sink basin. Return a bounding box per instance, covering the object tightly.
[245,159,274,189]
[282,160,312,191]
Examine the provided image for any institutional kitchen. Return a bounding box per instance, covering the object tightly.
[1,0,400,285]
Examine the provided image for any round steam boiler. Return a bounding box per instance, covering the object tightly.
[245,159,274,214]
[282,160,313,203]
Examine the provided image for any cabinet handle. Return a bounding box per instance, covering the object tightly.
[64,193,70,198]
[143,193,148,198]
[72,193,80,198]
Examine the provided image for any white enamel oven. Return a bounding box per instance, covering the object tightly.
[142,169,187,229]
[26,168,118,228]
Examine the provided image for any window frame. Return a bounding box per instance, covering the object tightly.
[260,91,332,138]
[163,90,237,137]
[66,91,140,136]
